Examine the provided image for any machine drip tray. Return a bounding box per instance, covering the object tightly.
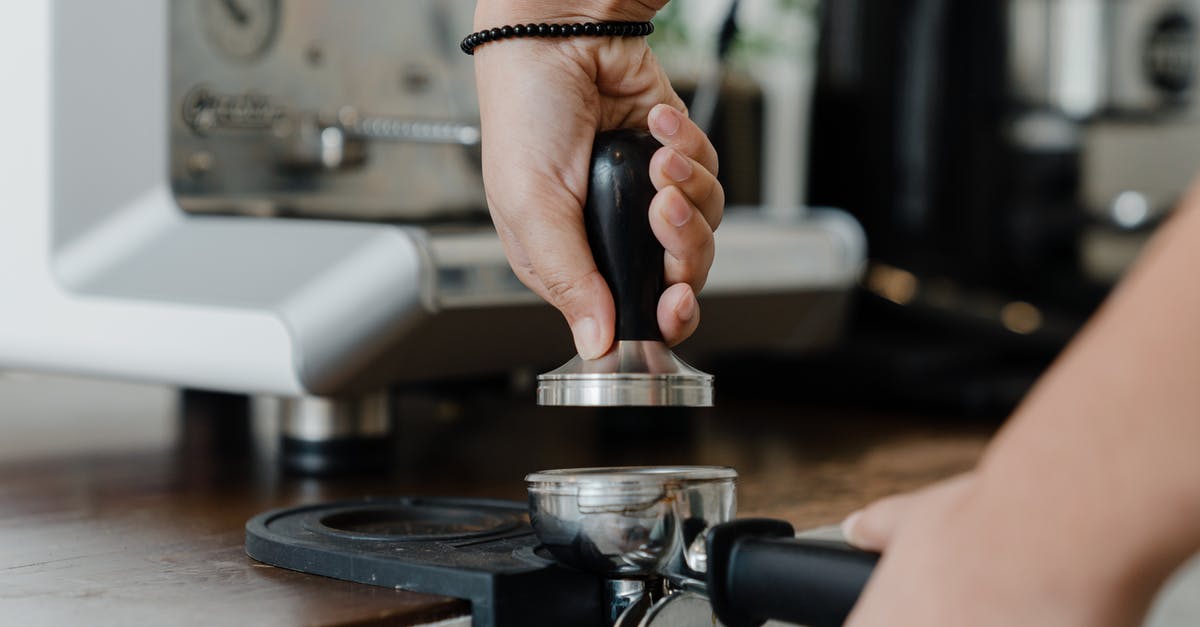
[245,497,603,627]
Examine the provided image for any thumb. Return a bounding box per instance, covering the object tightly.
[537,253,615,361]
[517,211,616,360]
[842,473,976,551]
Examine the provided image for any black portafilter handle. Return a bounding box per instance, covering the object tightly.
[706,519,879,627]
[586,130,664,342]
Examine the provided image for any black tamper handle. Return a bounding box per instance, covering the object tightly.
[707,519,879,627]
[586,130,665,342]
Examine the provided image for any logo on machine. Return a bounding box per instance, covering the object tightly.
[1145,11,1197,95]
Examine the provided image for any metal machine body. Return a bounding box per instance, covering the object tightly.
[0,1,863,398]
[170,0,485,220]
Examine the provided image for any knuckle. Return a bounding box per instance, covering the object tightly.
[675,100,690,120]
[665,251,710,289]
[682,131,705,157]
[708,186,726,229]
[691,265,711,292]
[695,171,718,205]
[541,269,598,310]
[512,263,542,293]
[702,228,716,256]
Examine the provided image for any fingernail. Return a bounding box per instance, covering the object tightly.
[663,191,692,227]
[572,317,605,360]
[674,291,696,322]
[650,105,681,137]
[664,149,692,182]
[841,510,864,546]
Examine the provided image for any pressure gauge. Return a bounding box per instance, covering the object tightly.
[201,0,281,60]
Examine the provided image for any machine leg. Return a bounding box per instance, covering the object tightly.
[279,390,393,476]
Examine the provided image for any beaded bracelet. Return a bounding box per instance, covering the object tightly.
[461,21,655,55]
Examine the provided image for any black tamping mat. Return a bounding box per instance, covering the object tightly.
[245,497,603,627]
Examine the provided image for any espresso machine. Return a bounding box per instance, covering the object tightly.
[0,0,863,466]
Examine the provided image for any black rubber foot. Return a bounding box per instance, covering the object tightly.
[280,436,392,476]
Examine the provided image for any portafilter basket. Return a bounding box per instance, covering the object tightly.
[525,466,736,580]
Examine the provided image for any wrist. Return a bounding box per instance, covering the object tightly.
[474,0,664,29]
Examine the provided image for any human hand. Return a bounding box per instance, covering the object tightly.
[841,473,1158,627]
[473,2,724,359]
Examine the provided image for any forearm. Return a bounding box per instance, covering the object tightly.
[973,187,1200,615]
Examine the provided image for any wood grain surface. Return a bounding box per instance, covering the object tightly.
[0,383,993,625]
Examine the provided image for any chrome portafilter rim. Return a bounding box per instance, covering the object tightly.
[526,466,736,492]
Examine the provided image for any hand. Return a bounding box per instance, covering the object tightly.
[841,473,1158,627]
[473,3,724,359]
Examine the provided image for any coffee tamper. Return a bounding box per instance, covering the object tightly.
[538,130,714,407]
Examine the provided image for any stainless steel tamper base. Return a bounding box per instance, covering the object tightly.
[537,340,714,407]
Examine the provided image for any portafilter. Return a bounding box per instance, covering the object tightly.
[537,130,714,407]
[527,466,878,627]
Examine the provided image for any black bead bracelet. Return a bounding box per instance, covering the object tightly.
[461,21,654,55]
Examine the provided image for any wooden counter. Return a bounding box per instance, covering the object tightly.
[0,381,993,625]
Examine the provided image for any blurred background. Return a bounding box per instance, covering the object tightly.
[3,1,1200,624]
[658,0,1199,418]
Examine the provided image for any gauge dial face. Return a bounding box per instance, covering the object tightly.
[201,0,281,60]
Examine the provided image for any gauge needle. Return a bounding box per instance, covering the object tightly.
[221,0,250,25]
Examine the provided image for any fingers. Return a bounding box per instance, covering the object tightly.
[649,146,725,230]
[658,283,700,346]
[649,185,713,345]
[490,204,616,360]
[650,186,716,294]
[841,473,977,552]
[643,103,722,346]
[648,103,720,178]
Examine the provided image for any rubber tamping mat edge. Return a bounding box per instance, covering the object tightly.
[244,496,604,627]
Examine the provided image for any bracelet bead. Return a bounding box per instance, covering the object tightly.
[462,20,655,55]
